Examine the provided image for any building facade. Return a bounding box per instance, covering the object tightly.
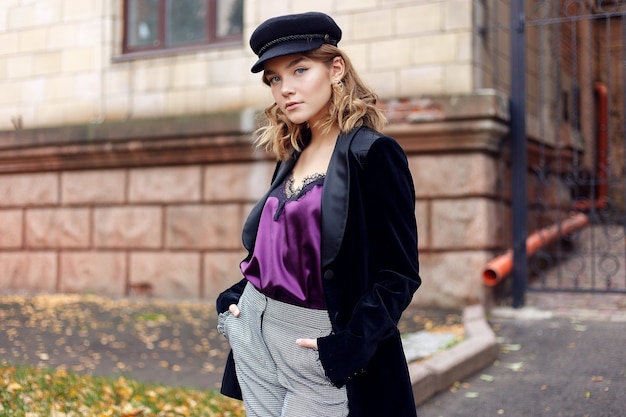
[6,0,612,307]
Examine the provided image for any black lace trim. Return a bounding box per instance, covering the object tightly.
[285,172,326,199]
[272,173,325,220]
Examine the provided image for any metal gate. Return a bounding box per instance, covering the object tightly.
[479,0,626,304]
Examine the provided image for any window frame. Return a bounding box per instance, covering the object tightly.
[121,0,242,56]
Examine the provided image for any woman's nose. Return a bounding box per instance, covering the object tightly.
[281,80,294,96]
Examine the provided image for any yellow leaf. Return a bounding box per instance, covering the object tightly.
[7,382,23,392]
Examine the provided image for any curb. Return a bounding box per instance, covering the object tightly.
[408,304,498,406]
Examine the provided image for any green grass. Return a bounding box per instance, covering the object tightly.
[0,364,245,417]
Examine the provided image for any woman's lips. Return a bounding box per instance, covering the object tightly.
[285,102,300,111]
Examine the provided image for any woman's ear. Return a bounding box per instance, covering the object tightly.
[331,56,346,80]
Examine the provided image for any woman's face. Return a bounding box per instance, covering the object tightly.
[263,54,335,126]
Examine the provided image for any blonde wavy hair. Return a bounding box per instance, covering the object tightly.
[254,44,386,160]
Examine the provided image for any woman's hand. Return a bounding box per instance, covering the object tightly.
[296,338,318,350]
[228,304,240,317]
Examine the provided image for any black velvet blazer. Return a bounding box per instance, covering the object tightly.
[216,126,421,417]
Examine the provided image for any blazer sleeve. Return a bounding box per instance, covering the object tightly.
[317,136,421,386]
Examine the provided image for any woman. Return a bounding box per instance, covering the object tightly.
[216,11,421,417]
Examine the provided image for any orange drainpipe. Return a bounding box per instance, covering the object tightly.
[483,212,590,287]
[485,82,607,286]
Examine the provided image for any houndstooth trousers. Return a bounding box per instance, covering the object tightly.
[218,282,349,417]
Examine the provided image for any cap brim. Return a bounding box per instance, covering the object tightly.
[250,38,325,73]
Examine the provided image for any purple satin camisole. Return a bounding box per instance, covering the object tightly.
[240,174,326,309]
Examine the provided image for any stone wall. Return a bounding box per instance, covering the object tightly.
[0,91,510,309]
[0,0,474,130]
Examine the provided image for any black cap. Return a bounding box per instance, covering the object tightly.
[249,12,342,73]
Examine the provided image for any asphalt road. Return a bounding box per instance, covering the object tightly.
[417,315,626,417]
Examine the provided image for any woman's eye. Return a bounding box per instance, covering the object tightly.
[268,76,280,84]
[295,67,307,75]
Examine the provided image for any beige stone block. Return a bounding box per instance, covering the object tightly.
[7,55,34,79]
[33,51,62,76]
[26,208,90,248]
[62,169,126,204]
[369,38,412,71]
[63,99,99,124]
[409,154,498,198]
[74,20,103,47]
[130,252,200,299]
[60,251,126,296]
[33,0,62,25]
[46,75,75,100]
[47,24,77,48]
[182,88,213,114]
[399,66,444,96]
[204,86,243,113]
[133,64,171,92]
[74,72,102,100]
[341,43,367,72]
[0,252,57,294]
[335,0,377,12]
[129,166,201,203]
[34,102,65,125]
[0,210,23,248]
[411,34,458,65]
[0,7,8,32]
[166,90,188,115]
[103,95,131,121]
[0,173,58,206]
[0,32,19,56]
[291,0,333,14]
[445,0,472,30]
[415,251,492,308]
[210,56,250,85]
[0,58,6,83]
[395,4,443,35]
[62,0,103,21]
[166,204,242,250]
[457,32,472,61]
[0,106,19,130]
[351,10,393,41]
[104,68,131,96]
[204,162,274,202]
[204,250,249,301]
[62,47,98,72]
[0,81,20,105]
[172,59,209,89]
[257,2,290,22]
[431,198,500,250]
[94,207,162,248]
[19,27,47,52]
[444,63,473,94]
[8,4,34,29]
[21,78,46,103]
[131,92,167,118]
[365,70,398,100]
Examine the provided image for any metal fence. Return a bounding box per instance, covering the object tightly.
[480,0,626,305]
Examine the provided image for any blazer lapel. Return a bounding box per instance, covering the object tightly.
[242,156,296,251]
[321,127,361,268]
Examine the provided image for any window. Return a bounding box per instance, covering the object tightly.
[123,0,243,54]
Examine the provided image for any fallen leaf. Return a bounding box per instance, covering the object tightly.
[505,362,524,372]
[464,392,479,398]
[479,374,495,382]
[591,376,603,382]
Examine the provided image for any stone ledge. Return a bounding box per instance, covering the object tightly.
[409,304,498,406]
